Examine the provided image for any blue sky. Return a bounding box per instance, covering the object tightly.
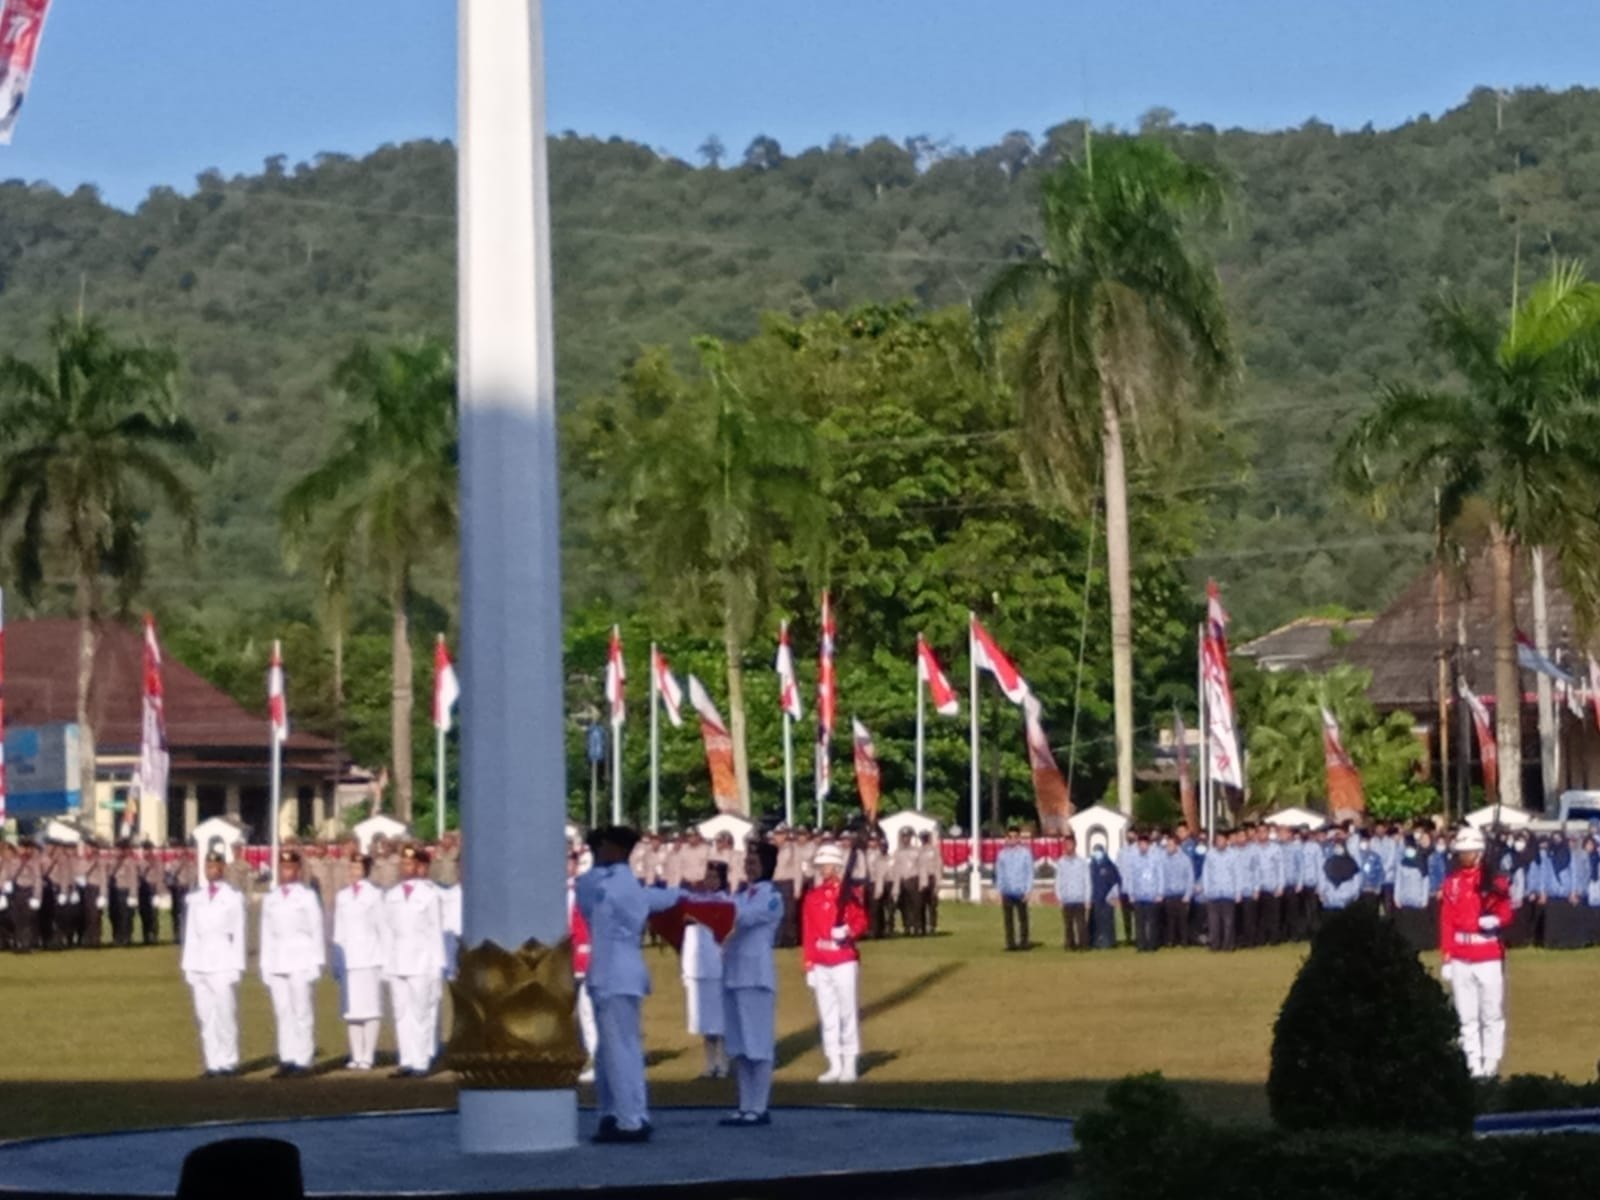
[6,0,1597,210]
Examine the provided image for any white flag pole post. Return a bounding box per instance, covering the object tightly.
[968,615,982,903]
[915,640,926,814]
[1197,623,1210,834]
[436,719,447,841]
[611,695,623,826]
[648,642,660,834]
[269,639,282,889]
[783,711,795,827]
[457,0,575,1152]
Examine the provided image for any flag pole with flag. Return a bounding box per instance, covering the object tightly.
[649,644,683,833]
[815,593,836,831]
[0,0,53,146]
[134,615,168,845]
[915,634,959,813]
[267,639,288,886]
[1023,696,1072,834]
[1202,583,1243,809]
[689,675,740,814]
[852,717,881,824]
[1320,705,1366,820]
[1458,679,1499,802]
[776,621,803,826]
[606,625,625,824]
[433,635,460,840]
[969,614,1030,901]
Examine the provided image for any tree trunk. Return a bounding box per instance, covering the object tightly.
[1490,523,1522,809]
[723,614,751,816]
[1101,384,1137,815]
[74,570,99,832]
[391,571,414,822]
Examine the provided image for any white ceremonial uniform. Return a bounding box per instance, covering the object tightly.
[259,881,327,1069]
[382,878,446,1073]
[682,919,726,1037]
[181,880,246,1073]
[574,864,683,1134]
[333,879,386,1068]
[722,880,784,1117]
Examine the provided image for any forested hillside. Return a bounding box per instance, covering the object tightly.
[0,85,1595,818]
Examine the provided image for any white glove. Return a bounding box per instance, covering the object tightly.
[805,969,817,989]
[0,896,8,911]
[1440,961,1456,985]
[28,898,40,910]
[2,881,12,895]
[155,895,173,911]
[98,897,108,910]
[1478,915,1501,931]
[830,924,850,941]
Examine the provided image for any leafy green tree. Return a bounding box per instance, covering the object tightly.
[0,315,208,782]
[1342,262,1600,808]
[980,135,1235,814]
[279,339,457,822]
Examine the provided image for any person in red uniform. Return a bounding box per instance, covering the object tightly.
[800,842,870,1083]
[567,849,597,1083]
[1438,826,1513,1078]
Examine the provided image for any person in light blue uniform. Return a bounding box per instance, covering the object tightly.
[718,840,784,1126]
[1357,835,1386,905]
[1582,836,1600,947]
[1160,834,1196,948]
[1537,835,1588,949]
[1184,835,1209,946]
[1053,835,1091,951]
[1295,830,1324,939]
[994,828,1036,951]
[1125,831,1165,952]
[1374,824,1401,914]
[1088,845,1121,950]
[1392,838,1434,952]
[1233,828,1261,947]
[1318,833,1362,912]
[1202,830,1237,952]
[1256,826,1287,945]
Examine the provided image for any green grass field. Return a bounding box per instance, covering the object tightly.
[4,904,1598,1141]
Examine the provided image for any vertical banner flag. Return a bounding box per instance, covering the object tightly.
[1023,696,1072,833]
[433,636,461,731]
[1174,706,1198,832]
[970,616,1030,704]
[135,614,169,835]
[652,646,683,727]
[268,640,289,743]
[605,625,626,727]
[0,0,51,145]
[816,592,836,799]
[1320,706,1366,818]
[689,675,740,814]
[1457,679,1499,800]
[1202,581,1243,789]
[851,717,881,822]
[916,634,960,716]
[776,621,803,721]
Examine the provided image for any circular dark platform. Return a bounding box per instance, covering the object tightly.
[0,1106,1074,1199]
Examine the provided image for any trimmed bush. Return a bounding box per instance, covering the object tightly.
[1268,902,1472,1136]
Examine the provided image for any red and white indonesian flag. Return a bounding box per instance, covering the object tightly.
[1457,679,1499,799]
[1517,631,1577,686]
[433,635,460,732]
[917,634,959,716]
[653,646,683,728]
[135,615,169,827]
[0,0,51,145]
[605,625,626,728]
[851,717,881,823]
[689,674,739,814]
[971,615,1029,704]
[1023,696,1072,834]
[816,593,836,799]
[1202,581,1242,789]
[1320,706,1365,819]
[775,621,803,722]
[268,639,289,744]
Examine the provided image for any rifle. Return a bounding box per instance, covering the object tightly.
[836,823,868,931]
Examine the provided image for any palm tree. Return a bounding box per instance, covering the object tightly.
[280,339,457,822]
[1342,262,1600,809]
[979,135,1236,815]
[0,315,208,785]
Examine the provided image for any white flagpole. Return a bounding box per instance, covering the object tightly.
[611,713,623,825]
[1197,623,1210,833]
[436,720,447,841]
[816,739,825,832]
[269,638,282,889]
[649,642,660,834]
[915,642,926,813]
[783,712,795,827]
[968,613,981,903]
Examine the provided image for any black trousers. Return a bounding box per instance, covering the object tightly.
[1207,899,1236,952]
[1162,897,1190,947]
[1134,901,1161,952]
[1002,896,1030,948]
[1090,900,1117,948]
[1061,904,1089,950]
[1238,897,1260,947]
[171,890,187,947]
[899,887,924,936]
[775,881,798,947]
[12,902,37,952]
[110,888,133,946]
[1119,899,1134,945]
[51,900,81,949]
[137,885,158,944]
[922,885,939,934]
[81,889,103,947]
[1259,893,1282,945]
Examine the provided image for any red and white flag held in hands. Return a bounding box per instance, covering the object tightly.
[970,615,1029,705]
[653,646,684,728]
[775,621,803,722]
[917,634,960,716]
[433,636,460,732]
[268,639,289,744]
[605,625,626,728]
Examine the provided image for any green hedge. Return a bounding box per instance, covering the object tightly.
[1478,1073,1600,1112]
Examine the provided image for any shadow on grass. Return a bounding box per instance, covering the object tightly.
[774,961,966,1069]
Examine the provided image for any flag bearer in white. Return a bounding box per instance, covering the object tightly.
[382,844,446,1078]
[575,825,686,1144]
[181,851,245,1077]
[259,849,326,1078]
[719,840,784,1127]
[682,864,729,1079]
[332,853,385,1071]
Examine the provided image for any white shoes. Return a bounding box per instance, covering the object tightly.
[838,1065,858,1084]
[818,1057,858,1084]
[578,1066,596,1084]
